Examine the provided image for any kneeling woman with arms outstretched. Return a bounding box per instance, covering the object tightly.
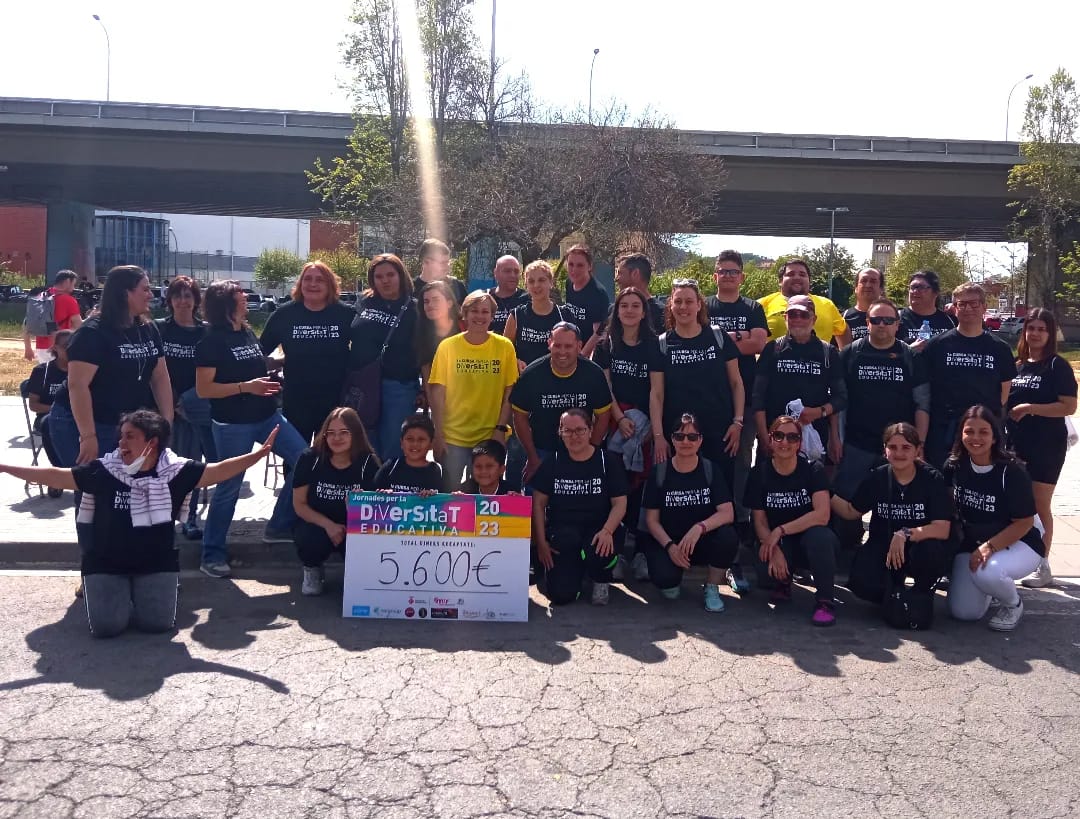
[293,407,381,597]
[641,413,739,612]
[832,423,953,606]
[0,410,277,638]
[945,405,1045,632]
[532,408,628,606]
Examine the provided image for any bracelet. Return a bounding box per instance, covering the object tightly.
[238,382,244,394]
[779,524,787,537]
[79,433,97,442]
[697,521,708,535]
[732,419,744,427]
[665,540,677,551]
[654,433,665,438]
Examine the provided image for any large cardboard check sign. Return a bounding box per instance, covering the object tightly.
[343,492,531,621]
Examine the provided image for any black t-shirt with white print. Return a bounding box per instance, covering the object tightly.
[372,459,443,494]
[532,447,629,530]
[510,301,571,365]
[53,317,164,424]
[920,329,1017,419]
[843,307,870,342]
[743,456,829,530]
[1006,355,1079,447]
[73,459,205,575]
[707,295,768,410]
[945,458,1044,556]
[563,277,610,347]
[899,308,956,344]
[348,294,420,381]
[593,336,664,412]
[457,477,512,495]
[839,339,926,451]
[660,326,739,434]
[27,360,67,407]
[850,462,954,545]
[643,458,731,541]
[293,447,380,525]
[488,288,529,335]
[753,333,843,425]
[259,301,353,408]
[195,326,276,424]
[156,317,207,398]
[509,355,613,452]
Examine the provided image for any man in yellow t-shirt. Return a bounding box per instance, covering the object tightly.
[758,258,850,346]
[429,291,519,490]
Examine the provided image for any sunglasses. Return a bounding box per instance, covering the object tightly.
[785,310,813,319]
[715,267,742,276]
[672,432,702,442]
[868,316,898,326]
[770,431,802,444]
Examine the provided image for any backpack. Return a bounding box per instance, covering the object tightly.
[653,457,713,490]
[843,337,914,382]
[774,334,831,369]
[882,574,936,630]
[24,289,56,337]
[659,326,726,356]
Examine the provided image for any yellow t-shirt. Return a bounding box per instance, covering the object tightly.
[429,332,519,447]
[758,292,847,342]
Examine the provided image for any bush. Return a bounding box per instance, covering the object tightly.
[309,247,368,292]
[255,248,304,291]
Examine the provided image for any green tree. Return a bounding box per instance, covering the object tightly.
[740,263,775,301]
[650,252,716,297]
[1057,242,1080,318]
[1008,68,1080,310]
[254,248,303,291]
[882,240,966,304]
[770,244,856,309]
[309,246,368,292]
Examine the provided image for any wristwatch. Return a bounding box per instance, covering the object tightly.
[665,540,677,551]
[494,424,511,433]
[902,527,912,542]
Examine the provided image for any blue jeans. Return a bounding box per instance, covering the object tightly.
[178,387,218,461]
[439,443,474,492]
[201,411,307,566]
[372,378,420,462]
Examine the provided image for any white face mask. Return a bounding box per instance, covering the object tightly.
[124,454,148,475]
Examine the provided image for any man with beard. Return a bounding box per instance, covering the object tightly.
[759,258,850,347]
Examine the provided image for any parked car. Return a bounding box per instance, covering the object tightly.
[339,292,358,307]
[246,293,277,314]
[0,285,28,302]
[984,314,1002,331]
[998,316,1024,339]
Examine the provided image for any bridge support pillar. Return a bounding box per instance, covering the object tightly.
[45,201,95,280]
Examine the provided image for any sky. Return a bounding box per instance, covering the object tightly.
[6,0,1078,274]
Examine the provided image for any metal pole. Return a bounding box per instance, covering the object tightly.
[828,211,836,302]
[487,0,497,125]
[1005,73,1034,140]
[588,48,600,124]
[92,15,111,101]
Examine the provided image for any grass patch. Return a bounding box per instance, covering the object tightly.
[0,349,35,395]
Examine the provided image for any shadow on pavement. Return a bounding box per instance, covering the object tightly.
[0,598,290,701]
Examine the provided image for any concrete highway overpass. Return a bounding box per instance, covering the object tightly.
[0,97,1025,272]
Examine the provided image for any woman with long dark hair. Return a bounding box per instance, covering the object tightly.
[49,266,173,468]
[347,253,420,461]
[260,260,354,445]
[832,422,953,607]
[293,407,381,596]
[194,280,310,578]
[946,405,1045,631]
[156,276,214,539]
[744,415,839,626]
[1006,307,1077,588]
[416,279,460,387]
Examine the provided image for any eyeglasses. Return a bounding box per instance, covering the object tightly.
[770,431,802,444]
[954,299,984,309]
[868,316,898,326]
[671,432,702,442]
[715,267,742,276]
[559,427,590,437]
[908,284,931,292]
[325,429,353,438]
[785,310,813,319]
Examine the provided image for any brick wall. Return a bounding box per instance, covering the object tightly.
[309,219,358,253]
[0,204,47,276]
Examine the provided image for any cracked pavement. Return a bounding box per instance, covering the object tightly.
[0,571,1078,818]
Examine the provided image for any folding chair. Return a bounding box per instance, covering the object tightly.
[18,379,44,497]
[264,451,284,488]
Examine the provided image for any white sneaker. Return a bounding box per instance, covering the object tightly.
[988,597,1024,632]
[610,556,627,582]
[302,566,325,596]
[591,582,610,606]
[1020,558,1053,589]
[631,553,650,581]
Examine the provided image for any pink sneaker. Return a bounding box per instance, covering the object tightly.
[811,601,836,627]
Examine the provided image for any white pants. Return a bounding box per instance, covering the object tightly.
[948,544,1042,620]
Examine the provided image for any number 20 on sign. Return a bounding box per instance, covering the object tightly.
[342,492,532,622]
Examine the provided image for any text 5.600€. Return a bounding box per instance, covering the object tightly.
[377,549,503,588]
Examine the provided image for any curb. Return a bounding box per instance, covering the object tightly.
[0,538,302,571]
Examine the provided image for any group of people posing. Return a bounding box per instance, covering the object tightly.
[3,243,1075,638]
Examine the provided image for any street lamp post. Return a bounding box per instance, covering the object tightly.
[1005,73,1033,141]
[92,14,111,102]
[815,207,849,302]
[168,228,180,278]
[588,48,600,124]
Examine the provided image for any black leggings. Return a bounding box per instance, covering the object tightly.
[544,523,625,605]
[295,520,346,567]
[640,527,739,590]
[755,525,838,602]
[847,536,951,602]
